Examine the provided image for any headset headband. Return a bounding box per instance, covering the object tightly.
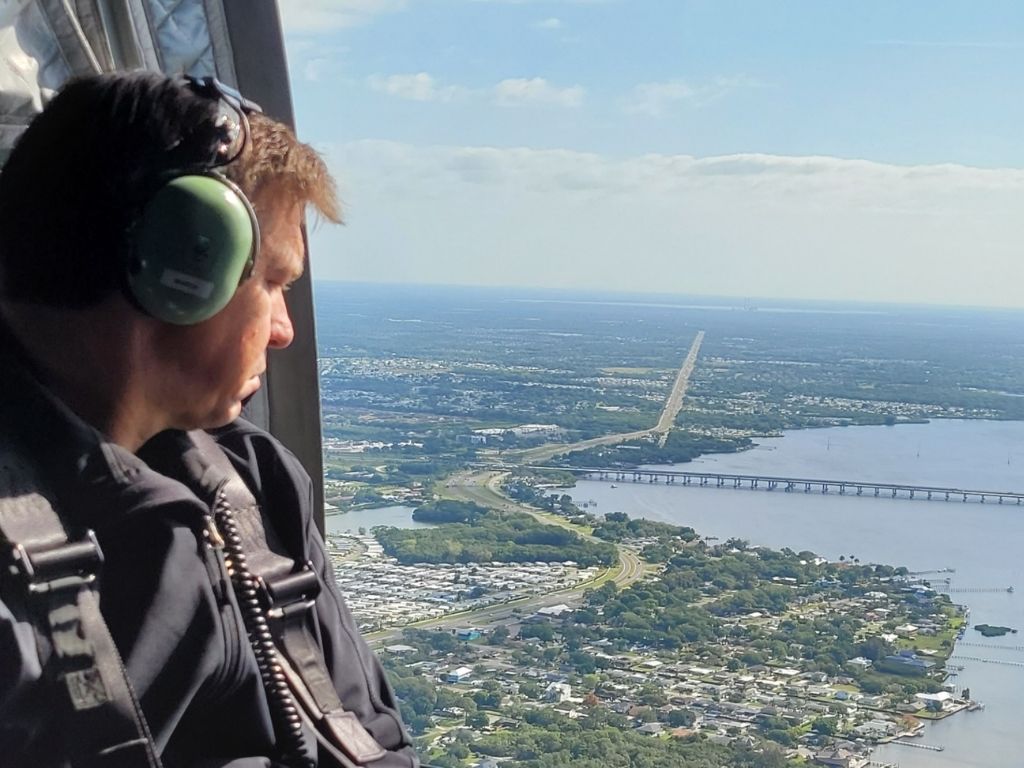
[181,76,264,169]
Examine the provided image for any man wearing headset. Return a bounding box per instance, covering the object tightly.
[0,73,417,766]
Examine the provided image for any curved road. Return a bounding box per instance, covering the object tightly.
[447,471,649,590]
[368,535,644,647]
[370,469,648,647]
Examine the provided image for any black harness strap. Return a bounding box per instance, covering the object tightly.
[190,431,389,767]
[0,446,162,768]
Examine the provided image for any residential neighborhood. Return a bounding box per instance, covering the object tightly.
[326,521,974,767]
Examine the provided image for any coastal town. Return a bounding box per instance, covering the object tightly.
[310,286,1024,766]
[326,494,978,768]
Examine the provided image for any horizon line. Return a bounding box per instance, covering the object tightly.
[310,278,1024,315]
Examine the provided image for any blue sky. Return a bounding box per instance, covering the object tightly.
[279,1,1024,307]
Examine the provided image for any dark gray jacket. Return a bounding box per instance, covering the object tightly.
[0,339,416,767]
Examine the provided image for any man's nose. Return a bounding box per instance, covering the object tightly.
[268,292,295,349]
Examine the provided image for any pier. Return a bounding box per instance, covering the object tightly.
[890,740,944,752]
[531,466,1024,505]
[951,654,1024,668]
[958,642,1024,652]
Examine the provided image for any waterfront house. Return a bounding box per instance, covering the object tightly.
[879,652,935,675]
[853,720,898,739]
[915,691,955,711]
[813,747,868,767]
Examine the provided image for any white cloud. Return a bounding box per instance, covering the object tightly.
[367,73,465,102]
[364,73,583,108]
[536,17,562,29]
[494,77,584,108]
[305,58,331,82]
[312,141,1024,307]
[280,0,407,34]
[300,45,351,82]
[625,75,762,116]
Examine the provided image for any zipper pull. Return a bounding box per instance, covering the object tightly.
[203,513,226,550]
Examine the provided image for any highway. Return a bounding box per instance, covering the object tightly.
[656,330,704,446]
[517,329,705,463]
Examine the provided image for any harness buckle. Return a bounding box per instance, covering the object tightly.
[10,529,104,593]
[263,562,320,620]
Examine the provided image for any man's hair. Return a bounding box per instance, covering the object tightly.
[0,71,339,308]
[224,112,340,223]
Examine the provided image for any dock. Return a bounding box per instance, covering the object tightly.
[958,641,1024,652]
[890,740,944,752]
[951,654,1024,668]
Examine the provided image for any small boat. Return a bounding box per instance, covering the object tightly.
[610,484,618,489]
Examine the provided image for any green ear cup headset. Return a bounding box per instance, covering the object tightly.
[124,77,263,325]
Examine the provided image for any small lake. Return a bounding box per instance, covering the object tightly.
[325,505,424,536]
[566,419,1024,768]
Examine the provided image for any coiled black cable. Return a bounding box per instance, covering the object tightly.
[214,490,314,768]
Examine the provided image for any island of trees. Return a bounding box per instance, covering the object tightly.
[974,624,1015,637]
[374,500,616,567]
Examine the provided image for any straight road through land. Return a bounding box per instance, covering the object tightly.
[657,330,704,446]
[518,329,705,463]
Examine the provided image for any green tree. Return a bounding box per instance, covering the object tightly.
[811,717,837,736]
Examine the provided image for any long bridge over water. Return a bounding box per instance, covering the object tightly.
[529,466,1024,505]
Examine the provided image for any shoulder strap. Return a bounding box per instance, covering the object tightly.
[0,443,162,768]
[190,431,388,767]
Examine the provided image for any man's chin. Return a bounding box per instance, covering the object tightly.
[201,401,244,430]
